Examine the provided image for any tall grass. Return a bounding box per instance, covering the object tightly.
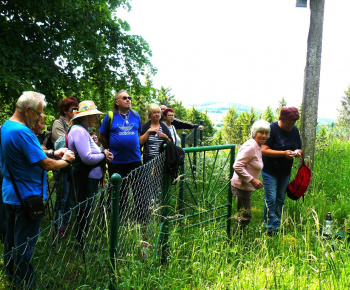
[116,139,350,289]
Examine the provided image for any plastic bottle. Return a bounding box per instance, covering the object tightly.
[323,212,333,236]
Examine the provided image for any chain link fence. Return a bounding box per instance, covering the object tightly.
[0,153,167,289]
[0,143,234,288]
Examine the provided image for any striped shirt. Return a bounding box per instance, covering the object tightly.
[148,126,164,156]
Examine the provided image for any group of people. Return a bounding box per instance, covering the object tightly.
[0,90,200,287]
[231,107,302,236]
[0,89,300,287]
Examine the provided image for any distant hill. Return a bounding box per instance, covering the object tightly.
[187,101,334,127]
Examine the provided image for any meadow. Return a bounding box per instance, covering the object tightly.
[0,136,349,289]
[116,138,350,289]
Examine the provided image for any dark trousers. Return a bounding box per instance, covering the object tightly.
[73,174,99,244]
[4,204,42,288]
[108,161,143,222]
[231,186,252,231]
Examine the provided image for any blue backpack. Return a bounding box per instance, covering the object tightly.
[54,125,79,150]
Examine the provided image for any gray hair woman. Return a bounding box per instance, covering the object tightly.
[231,119,270,233]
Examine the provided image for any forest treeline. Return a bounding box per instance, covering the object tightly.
[1,0,349,145]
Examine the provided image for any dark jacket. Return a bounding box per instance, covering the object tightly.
[171,118,194,130]
[141,121,173,157]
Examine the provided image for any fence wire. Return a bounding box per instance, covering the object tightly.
[184,128,201,147]
[0,145,233,288]
[0,153,166,289]
[114,153,166,265]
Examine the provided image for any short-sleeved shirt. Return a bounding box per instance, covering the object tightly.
[99,111,142,164]
[262,121,302,176]
[1,120,47,205]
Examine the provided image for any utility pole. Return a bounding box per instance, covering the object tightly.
[298,0,325,169]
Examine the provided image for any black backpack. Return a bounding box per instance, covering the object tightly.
[160,141,185,184]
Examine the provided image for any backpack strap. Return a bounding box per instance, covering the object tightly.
[108,111,113,130]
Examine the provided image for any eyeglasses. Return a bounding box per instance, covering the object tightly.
[121,96,132,101]
[70,107,78,112]
[167,114,174,117]
[30,107,42,119]
[92,136,97,140]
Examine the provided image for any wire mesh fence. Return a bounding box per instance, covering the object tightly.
[0,153,167,289]
[0,183,112,289]
[183,123,203,147]
[0,144,235,288]
[166,145,235,238]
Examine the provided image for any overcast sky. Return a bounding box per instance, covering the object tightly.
[117,0,350,119]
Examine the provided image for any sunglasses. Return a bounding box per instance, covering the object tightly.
[71,107,79,112]
[121,96,132,101]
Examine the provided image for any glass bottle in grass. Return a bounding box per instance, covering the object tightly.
[323,212,333,236]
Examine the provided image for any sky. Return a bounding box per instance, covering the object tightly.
[117,0,350,119]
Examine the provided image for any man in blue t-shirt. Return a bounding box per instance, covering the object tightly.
[0,91,75,287]
[99,90,143,221]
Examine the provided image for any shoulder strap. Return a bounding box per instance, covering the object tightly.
[108,111,113,129]
[7,166,25,206]
[0,127,23,205]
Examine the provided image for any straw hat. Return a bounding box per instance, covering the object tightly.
[72,100,104,119]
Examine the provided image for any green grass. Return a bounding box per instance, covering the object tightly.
[113,139,350,289]
[1,139,350,289]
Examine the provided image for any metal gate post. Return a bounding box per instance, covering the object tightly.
[109,173,122,290]
[226,146,235,238]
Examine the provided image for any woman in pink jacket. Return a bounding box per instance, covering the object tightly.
[231,120,270,233]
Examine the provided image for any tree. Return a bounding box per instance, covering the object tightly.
[156,86,176,107]
[275,97,287,116]
[222,106,239,144]
[336,86,350,139]
[262,106,275,123]
[186,107,215,144]
[300,0,325,169]
[0,0,155,115]
[234,108,258,144]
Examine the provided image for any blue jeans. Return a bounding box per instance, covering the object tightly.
[4,203,42,288]
[54,170,72,228]
[262,171,290,232]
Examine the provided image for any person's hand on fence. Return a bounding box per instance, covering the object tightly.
[54,147,69,158]
[62,150,75,163]
[198,125,204,131]
[250,177,264,189]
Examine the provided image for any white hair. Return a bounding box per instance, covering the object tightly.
[16,91,46,112]
[251,120,271,138]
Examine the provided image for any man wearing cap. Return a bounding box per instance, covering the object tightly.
[160,105,204,131]
[98,90,142,220]
[0,91,75,287]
